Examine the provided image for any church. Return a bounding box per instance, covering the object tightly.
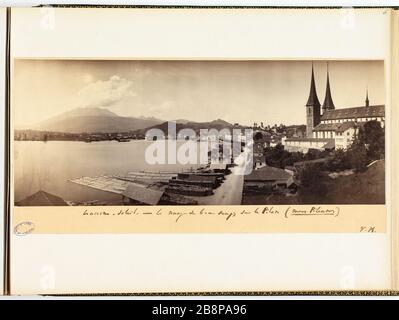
[282,65,385,153]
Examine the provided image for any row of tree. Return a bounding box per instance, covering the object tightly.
[326,121,385,172]
[264,144,329,169]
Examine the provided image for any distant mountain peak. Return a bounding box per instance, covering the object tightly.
[173,119,190,124]
[33,107,163,134]
[138,115,163,121]
[210,119,232,126]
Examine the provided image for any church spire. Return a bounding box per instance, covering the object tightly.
[365,87,370,107]
[305,63,321,138]
[322,63,335,112]
[306,62,321,107]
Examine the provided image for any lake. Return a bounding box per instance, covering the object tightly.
[13,140,205,204]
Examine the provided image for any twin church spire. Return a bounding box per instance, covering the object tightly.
[306,63,370,111]
[306,62,335,113]
[305,63,371,138]
[306,64,321,108]
[322,64,335,112]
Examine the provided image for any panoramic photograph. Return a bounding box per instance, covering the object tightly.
[13,60,385,206]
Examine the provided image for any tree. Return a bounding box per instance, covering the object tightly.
[326,121,384,172]
[326,149,351,171]
[348,140,369,172]
[265,145,317,169]
[297,164,328,202]
[358,121,385,160]
[254,131,264,140]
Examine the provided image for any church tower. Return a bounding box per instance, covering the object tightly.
[305,64,321,138]
[365,88,370,107]
[322,64,335,113]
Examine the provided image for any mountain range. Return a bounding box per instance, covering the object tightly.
[33,107,164,133]
[145,118,239,135]
[27,107,241,134]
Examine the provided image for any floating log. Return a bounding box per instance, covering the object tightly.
[128,169,198,175]
[209,163,228,173]
[166,184,213,196]
[168,178,215,188]
[114,174,170,183]
[176,174,220,187]
[161,193,198,205]
[178,172,225,180]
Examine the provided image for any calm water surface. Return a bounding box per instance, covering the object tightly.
[14,140,203,203]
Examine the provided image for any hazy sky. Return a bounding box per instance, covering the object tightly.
[13,60,385,127]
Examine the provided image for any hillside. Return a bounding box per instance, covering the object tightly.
[322,160,385,204]
[242,160,385,205]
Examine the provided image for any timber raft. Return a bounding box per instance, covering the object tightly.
[69,163,231,205]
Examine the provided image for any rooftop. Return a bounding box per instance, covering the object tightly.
[313,123,341,131]
[313,121,361,133]
[122,184,164,205]
[244,165,292,181]
[322,139,336,149]
[285,137,334,142]
[321,105,384,121]
[16,190,68,206]
[335,121,361,133]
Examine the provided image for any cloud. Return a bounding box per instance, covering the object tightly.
[76,75,136,108]
[147,100,175,119]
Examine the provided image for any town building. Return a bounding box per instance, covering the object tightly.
[243,165,294,194]
[283,64,385,153]
[253,131,270,168]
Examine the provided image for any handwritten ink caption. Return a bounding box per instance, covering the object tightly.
[82,206,340,223]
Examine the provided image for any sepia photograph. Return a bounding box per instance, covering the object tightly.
[13,59,385,207]
[7,6,398,297]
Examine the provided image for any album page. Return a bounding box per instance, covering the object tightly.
[8,7,397,294]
